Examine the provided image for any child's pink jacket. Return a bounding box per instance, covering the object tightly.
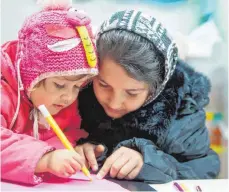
[1,41,88,185]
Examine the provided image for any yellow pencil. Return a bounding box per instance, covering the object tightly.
[38,104,92,181]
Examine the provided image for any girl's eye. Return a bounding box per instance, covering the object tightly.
[54,83,65,89]
[127,92,139,97]
[99,82,108,88]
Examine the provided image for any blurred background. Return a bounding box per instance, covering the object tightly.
[1,0,228,178]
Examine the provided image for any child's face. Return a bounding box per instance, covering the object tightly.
[93,57,149,119]
[30,75,89,115]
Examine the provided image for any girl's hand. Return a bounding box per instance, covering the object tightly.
[97,147,143,180]
[75,143,105,171]
[35,149,84,178]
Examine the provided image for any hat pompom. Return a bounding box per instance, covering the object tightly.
[37,0,72,11]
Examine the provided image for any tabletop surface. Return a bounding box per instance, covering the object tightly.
[1,178,228,192]
[151,179,228,192]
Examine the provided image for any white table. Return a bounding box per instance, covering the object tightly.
[1,177,228,191]
[151,179,228,192]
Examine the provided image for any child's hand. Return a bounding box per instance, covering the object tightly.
[97,147,143,180]
[35,149,84,178]
[75,143,105,172]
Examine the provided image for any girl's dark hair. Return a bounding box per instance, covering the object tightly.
[97,29,165,93]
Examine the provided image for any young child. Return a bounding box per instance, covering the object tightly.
[75,10,220,183]
[1,0,98,185]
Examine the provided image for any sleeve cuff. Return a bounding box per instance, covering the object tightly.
[29,146,55,184]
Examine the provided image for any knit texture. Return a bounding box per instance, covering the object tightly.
[17,8,98,92]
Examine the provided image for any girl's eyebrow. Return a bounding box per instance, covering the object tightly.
[126,88,146,92]
[98,77,146,92]
[98,77,109,85]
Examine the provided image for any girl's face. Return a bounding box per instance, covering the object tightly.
[30,75,89,115]
[93,57,150,119]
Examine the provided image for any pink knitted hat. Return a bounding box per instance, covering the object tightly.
[16,0,98,94]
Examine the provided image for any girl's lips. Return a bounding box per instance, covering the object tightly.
[106,106,123,114]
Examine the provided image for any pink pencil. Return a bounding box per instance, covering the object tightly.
[173,182,184,192]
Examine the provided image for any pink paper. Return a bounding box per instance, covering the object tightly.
[1,172,129,191]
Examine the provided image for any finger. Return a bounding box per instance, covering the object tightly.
[65,164,75,175]
[117,159,138,180]
[84,145,98,171]
[97,150,123,179]
[109,154,129,178]
[75,147,89,168]
[95,145,105,157]
[63,172,71,178]
[85,160,90,169]
[72,152,84,167]
[70,159,82,173]
[49,170,69,178]
[75,146,86,164]
[125,164,143,180]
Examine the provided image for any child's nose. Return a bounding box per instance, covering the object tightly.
[61,92,75,104]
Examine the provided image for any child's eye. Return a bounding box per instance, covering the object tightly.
[54,82,65,89]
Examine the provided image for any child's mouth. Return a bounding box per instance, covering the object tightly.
[53,104,64,109]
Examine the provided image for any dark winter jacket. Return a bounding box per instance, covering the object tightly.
[77,61,220,183]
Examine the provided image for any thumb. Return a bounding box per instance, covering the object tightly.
[95,144,105,157]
